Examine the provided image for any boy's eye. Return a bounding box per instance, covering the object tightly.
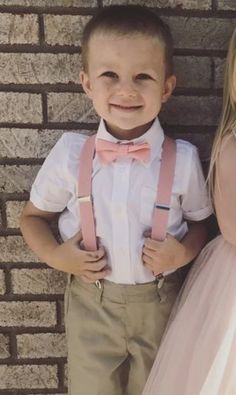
[136,73,153,80]
[100,71,118,79]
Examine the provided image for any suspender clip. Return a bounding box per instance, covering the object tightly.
[155,203,170,211]
[78,195,91,203]
[156,273,165,289]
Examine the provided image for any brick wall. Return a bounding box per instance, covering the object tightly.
[0,0,235,393]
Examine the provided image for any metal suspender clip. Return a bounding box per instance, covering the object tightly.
[155,203,170,210]
[156,273,165,289]
[95,280,102,289]
[78,195,91,203]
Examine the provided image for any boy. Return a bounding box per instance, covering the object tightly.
[20,5,212,395]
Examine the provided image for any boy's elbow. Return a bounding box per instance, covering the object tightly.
[19,204,30,234]
[19,201,41,233]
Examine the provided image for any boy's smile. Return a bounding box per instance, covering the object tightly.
[80,33,176,140]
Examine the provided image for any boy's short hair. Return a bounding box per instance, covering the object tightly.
[81,5,174,77]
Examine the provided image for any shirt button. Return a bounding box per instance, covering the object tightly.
[115,206,125,216]
[120,247,129,255]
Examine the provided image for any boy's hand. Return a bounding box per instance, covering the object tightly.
[49,231,110,283]
[142,234,186,276]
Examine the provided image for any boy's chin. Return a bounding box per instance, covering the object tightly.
[105,120,155,139]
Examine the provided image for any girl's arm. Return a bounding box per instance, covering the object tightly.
[20,201,109,282]
[214,134,236,247]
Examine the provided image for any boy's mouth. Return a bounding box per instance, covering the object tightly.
[110,103,143,111]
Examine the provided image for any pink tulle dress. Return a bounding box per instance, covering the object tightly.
[142,235,236,395]
[142,134,236,395]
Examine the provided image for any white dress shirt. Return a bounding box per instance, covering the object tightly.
[30,117,212,284]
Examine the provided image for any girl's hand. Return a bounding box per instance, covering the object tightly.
[142,234,186,276]
[48,231,110,283]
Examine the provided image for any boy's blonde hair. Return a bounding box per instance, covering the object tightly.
[208,28,236,202]
[81,5,174,77]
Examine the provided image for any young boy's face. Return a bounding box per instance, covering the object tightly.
[80,32,176,139]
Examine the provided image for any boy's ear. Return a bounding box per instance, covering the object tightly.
[162,75,176,103]
[79,71,93,98]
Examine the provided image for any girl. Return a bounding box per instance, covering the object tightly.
[143,27,236,395]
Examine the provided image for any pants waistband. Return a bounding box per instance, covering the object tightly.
[71,271,179,304]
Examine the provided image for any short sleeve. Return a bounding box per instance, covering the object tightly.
[30,134,75,212]
[181,146,213,221]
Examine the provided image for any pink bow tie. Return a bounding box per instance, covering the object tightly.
[95,138,150,165]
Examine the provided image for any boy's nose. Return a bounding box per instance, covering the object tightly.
[116,81,138,98]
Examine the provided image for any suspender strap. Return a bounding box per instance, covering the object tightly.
[78,134,97,251]
[151,137,176,241]
[78,135,176,251]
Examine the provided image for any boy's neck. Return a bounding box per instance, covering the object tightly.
[104,119,156,141]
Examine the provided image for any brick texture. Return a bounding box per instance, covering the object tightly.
[0,301,56,327]
[0,0,235,393]
[17,333,66,358]
[0,129,64,158]
[48,92,98,123]
[0,334,10,359]
[0,53,81,84]
[218,0,236,10]
[104,0,212,8]
[0,270,6,295]
[160,96,222,125]
[0,365,58,389]
[214,58,225,89]
[174,56,211,88]
[0,14,38,44]
[0,165,40,193]
[0,236,39,262]
[44,15,91,46]
[6,201,25,228]
[11,268,67,294]
[0,0,96,5]
[165,17,236,50]
[0,93,42,123]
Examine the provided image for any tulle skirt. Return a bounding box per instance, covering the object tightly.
[142,235,236,395]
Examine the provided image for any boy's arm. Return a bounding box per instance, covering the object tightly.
[142,219,209,276]
[20,201,110,282]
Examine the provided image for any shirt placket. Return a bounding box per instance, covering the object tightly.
[111,160,133,283]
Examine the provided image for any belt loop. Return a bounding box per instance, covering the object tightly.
[95,279,104,303]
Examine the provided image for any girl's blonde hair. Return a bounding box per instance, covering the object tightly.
[208,28,236,202]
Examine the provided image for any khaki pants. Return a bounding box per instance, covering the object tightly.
[65,271,183,395]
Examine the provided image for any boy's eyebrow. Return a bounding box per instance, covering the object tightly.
[94,63,160,72]
[93,62,118,70]
[137,68,159,73]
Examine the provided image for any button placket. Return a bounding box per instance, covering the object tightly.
[111,161,132,282]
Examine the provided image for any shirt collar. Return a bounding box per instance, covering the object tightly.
[96,117,164,167]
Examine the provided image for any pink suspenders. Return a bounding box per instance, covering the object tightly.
[152,137,176,241]
[78,134,97,251]
[78,135,176,253]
